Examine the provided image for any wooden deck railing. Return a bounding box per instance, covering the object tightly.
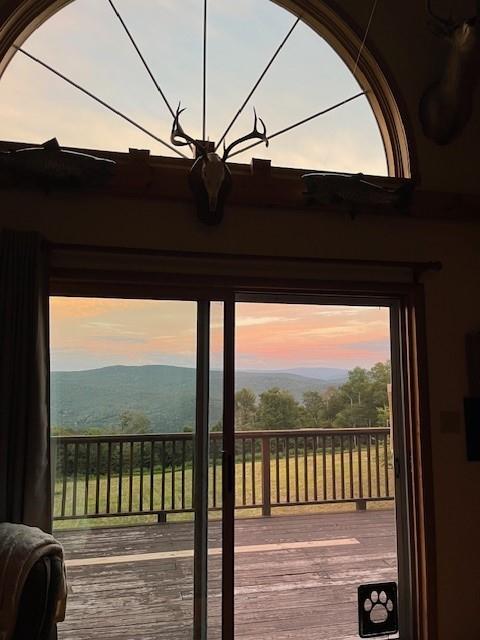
[51,428,394,522]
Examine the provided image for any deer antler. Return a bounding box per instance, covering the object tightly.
[222,109,269,161]
[171,104,204,157]
[425,0,456,35]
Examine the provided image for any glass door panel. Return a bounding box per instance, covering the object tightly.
[50,297,199,640]
[232,300,399,640]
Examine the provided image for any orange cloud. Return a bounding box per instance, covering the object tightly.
[50,298,390,371]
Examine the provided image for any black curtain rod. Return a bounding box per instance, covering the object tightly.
[50,242,442,276]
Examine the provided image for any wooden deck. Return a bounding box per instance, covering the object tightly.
[56,509,397,640]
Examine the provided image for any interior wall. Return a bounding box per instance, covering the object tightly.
[336,0,480,194]
[1,1,480,639]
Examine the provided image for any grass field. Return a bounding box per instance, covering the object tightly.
[53,447,394,530]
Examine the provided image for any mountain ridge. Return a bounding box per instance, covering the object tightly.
[51,364,347,432]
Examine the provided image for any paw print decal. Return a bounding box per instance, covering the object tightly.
[358,582,398,637]
[364,589,394,623]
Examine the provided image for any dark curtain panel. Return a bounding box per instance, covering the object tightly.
[0,229,51,532]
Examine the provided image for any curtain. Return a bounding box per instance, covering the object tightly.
[0,229,51,533]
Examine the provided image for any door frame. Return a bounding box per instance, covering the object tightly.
[50,269,437,640]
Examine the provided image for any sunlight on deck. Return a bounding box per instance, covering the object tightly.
[56,510,397,640]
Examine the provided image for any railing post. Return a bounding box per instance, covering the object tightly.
[261,436,271,517]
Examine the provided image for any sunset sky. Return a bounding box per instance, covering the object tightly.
[50,297,390,372]
[0,0,386,173]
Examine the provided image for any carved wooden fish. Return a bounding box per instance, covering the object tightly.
[0,138,116,188]
[302,172,413,210]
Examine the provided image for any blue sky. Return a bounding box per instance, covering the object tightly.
[0,0,387,172]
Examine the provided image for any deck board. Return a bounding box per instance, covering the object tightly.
[56,509,397,640]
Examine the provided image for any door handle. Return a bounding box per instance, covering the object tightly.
[222,450,234,494]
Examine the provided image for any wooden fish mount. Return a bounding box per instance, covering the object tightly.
[302,172,414,212]
[0,138,116,189]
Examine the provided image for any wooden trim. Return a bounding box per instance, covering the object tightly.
[48,245,442,300]
[49,242,442,274]
[392,286,437,640]
[0,1,65,73]
[2,141,478,218]
[404,285,438,640]
[49,274,441,301]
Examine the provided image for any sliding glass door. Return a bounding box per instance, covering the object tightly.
[51,291,411,640]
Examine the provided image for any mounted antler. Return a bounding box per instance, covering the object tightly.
[420,0,480,144]
[171,106,268,225]
[222,110,269,161]
[171,104,204,157]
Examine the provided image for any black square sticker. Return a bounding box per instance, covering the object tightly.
[358,582,398,637]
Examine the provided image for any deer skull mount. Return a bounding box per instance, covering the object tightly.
[171,105,268,225]
[420,0,480,144]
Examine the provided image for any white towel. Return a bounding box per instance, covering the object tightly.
[0,523,67,640]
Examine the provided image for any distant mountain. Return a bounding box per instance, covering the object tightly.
[50,364,341,433]
[235,370,332,401]
[282,367,348,383]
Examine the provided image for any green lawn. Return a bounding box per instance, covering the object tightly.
[53,448,394,530]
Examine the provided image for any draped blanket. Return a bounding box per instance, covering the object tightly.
[0,523,67,640]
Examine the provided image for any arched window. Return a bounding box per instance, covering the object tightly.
[0,0,411,177]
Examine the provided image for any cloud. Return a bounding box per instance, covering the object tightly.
[50,298,134,319]
[298,320,388,338]
[88,335,148,345]
[82,322,146,338]
[313,307,374,317]
[347,339,390,353]
[236,316,299,328]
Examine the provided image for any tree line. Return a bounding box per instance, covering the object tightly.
[229,361,391,431]
[52,361,391,437]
